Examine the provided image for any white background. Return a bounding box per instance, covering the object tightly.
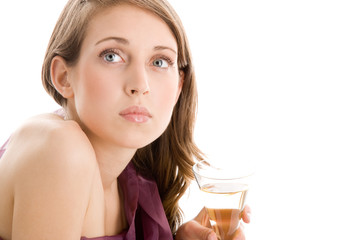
[1,1,360,239]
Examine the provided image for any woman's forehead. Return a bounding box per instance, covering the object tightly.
[84,4,177,49]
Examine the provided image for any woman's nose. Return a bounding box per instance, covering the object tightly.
[125,64,150,96]
[129,87,149,95]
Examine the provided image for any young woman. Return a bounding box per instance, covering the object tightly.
[0,0,250,239]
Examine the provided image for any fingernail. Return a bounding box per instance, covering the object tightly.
[247,212,251,222]
[244,208,251,221]
[208,232,217,240]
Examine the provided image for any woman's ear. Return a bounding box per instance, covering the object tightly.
[50,56,74,99]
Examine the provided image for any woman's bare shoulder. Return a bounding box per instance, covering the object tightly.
[10,113,92,151]
[11,113,86,143]
[4,113,97,184]
[1,113,99,239]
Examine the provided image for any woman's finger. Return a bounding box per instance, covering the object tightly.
[175,220,217,240]
[232,222,246,240]
[241,205,251,224]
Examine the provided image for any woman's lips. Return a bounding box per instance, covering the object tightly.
[119,106,152,123]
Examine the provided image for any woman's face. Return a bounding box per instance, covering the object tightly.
[66,4,182,149]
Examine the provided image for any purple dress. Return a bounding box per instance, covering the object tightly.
[0,139,173,240]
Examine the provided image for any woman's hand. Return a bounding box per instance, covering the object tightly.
[175,205,251,240]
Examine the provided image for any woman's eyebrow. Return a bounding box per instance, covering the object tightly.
[95,36,129,45]
[154,46,177,54]
[95,37,177,54]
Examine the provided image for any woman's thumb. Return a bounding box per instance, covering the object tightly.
[176,220,218,240]
[193,223,217,240]
[205,231,218,240]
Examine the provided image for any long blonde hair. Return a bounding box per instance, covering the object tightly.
[42,0,203,233]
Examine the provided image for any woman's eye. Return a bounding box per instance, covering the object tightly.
[153,59,169,68]
[103,53,122,63]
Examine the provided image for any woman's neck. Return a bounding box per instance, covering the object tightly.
[63,107,137,190]
[92,142,136,190]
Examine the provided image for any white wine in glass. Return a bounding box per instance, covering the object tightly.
[193,161,253,240]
